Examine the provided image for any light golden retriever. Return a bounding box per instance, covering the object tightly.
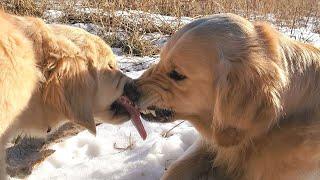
[0,11,131,179]
[131,13,320,180]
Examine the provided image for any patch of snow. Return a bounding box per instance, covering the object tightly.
[71,23,103,36]
[76,7,100,14]
[43,10,65,23]
[112,48,125,56]
[140,33,170,48]
[117,56,159,72]
[114,10,193,28]
[279,26,320,46]
[26,120,197,180]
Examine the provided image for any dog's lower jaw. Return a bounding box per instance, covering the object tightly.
[139,104,175,122]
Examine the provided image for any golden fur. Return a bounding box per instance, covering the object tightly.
[0,11,130,179]
[135,13,320,180]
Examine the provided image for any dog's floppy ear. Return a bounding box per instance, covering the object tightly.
[213,22,286,146]
[42,37,97,135]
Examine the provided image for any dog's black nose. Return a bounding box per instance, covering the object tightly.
[123,81,140,103]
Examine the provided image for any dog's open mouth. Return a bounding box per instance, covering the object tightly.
[111,96,147,140]
[140,106,174,122]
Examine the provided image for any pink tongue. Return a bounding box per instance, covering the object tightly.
[117,96,147,140]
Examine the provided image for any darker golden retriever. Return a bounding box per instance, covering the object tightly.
[0,11,132,179]
[129,13,320,180]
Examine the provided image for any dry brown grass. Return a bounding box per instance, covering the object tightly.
[1,0,319,56]
[0,0,47,16]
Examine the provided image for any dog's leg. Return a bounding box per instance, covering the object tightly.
[162,138,216,180]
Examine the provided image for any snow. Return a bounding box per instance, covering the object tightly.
[72,23,104,36]
[113,10,193,28]
[117,56,159,72]
[279,26,320,47]
[43,10,65,23]
[26,121,197,180]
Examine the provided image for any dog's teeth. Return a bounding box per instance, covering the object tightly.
[150,110,156,117]
[141,109,156,117]
[141,110,152,115]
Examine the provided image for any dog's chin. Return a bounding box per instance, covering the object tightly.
[112,114,131,124]
[95,102,130,124]
[140,106,175,123]
[103,102,131,124]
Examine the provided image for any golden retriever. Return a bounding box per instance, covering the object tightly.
[0,11,131,179]
[130,13,320,180]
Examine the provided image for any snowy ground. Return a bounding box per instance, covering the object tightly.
[9,9,320,180]
[26,121,198,180]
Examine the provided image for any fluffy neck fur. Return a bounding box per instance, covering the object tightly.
[4,16,68,139]
[211,33,320,179]
[280,37,320,116]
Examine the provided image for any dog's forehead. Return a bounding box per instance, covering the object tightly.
[160,42,218,70]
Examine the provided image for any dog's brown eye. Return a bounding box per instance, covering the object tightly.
[168,70,186,81]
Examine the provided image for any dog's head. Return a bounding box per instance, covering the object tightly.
[131,14,287,146]
[41,25,131,134]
